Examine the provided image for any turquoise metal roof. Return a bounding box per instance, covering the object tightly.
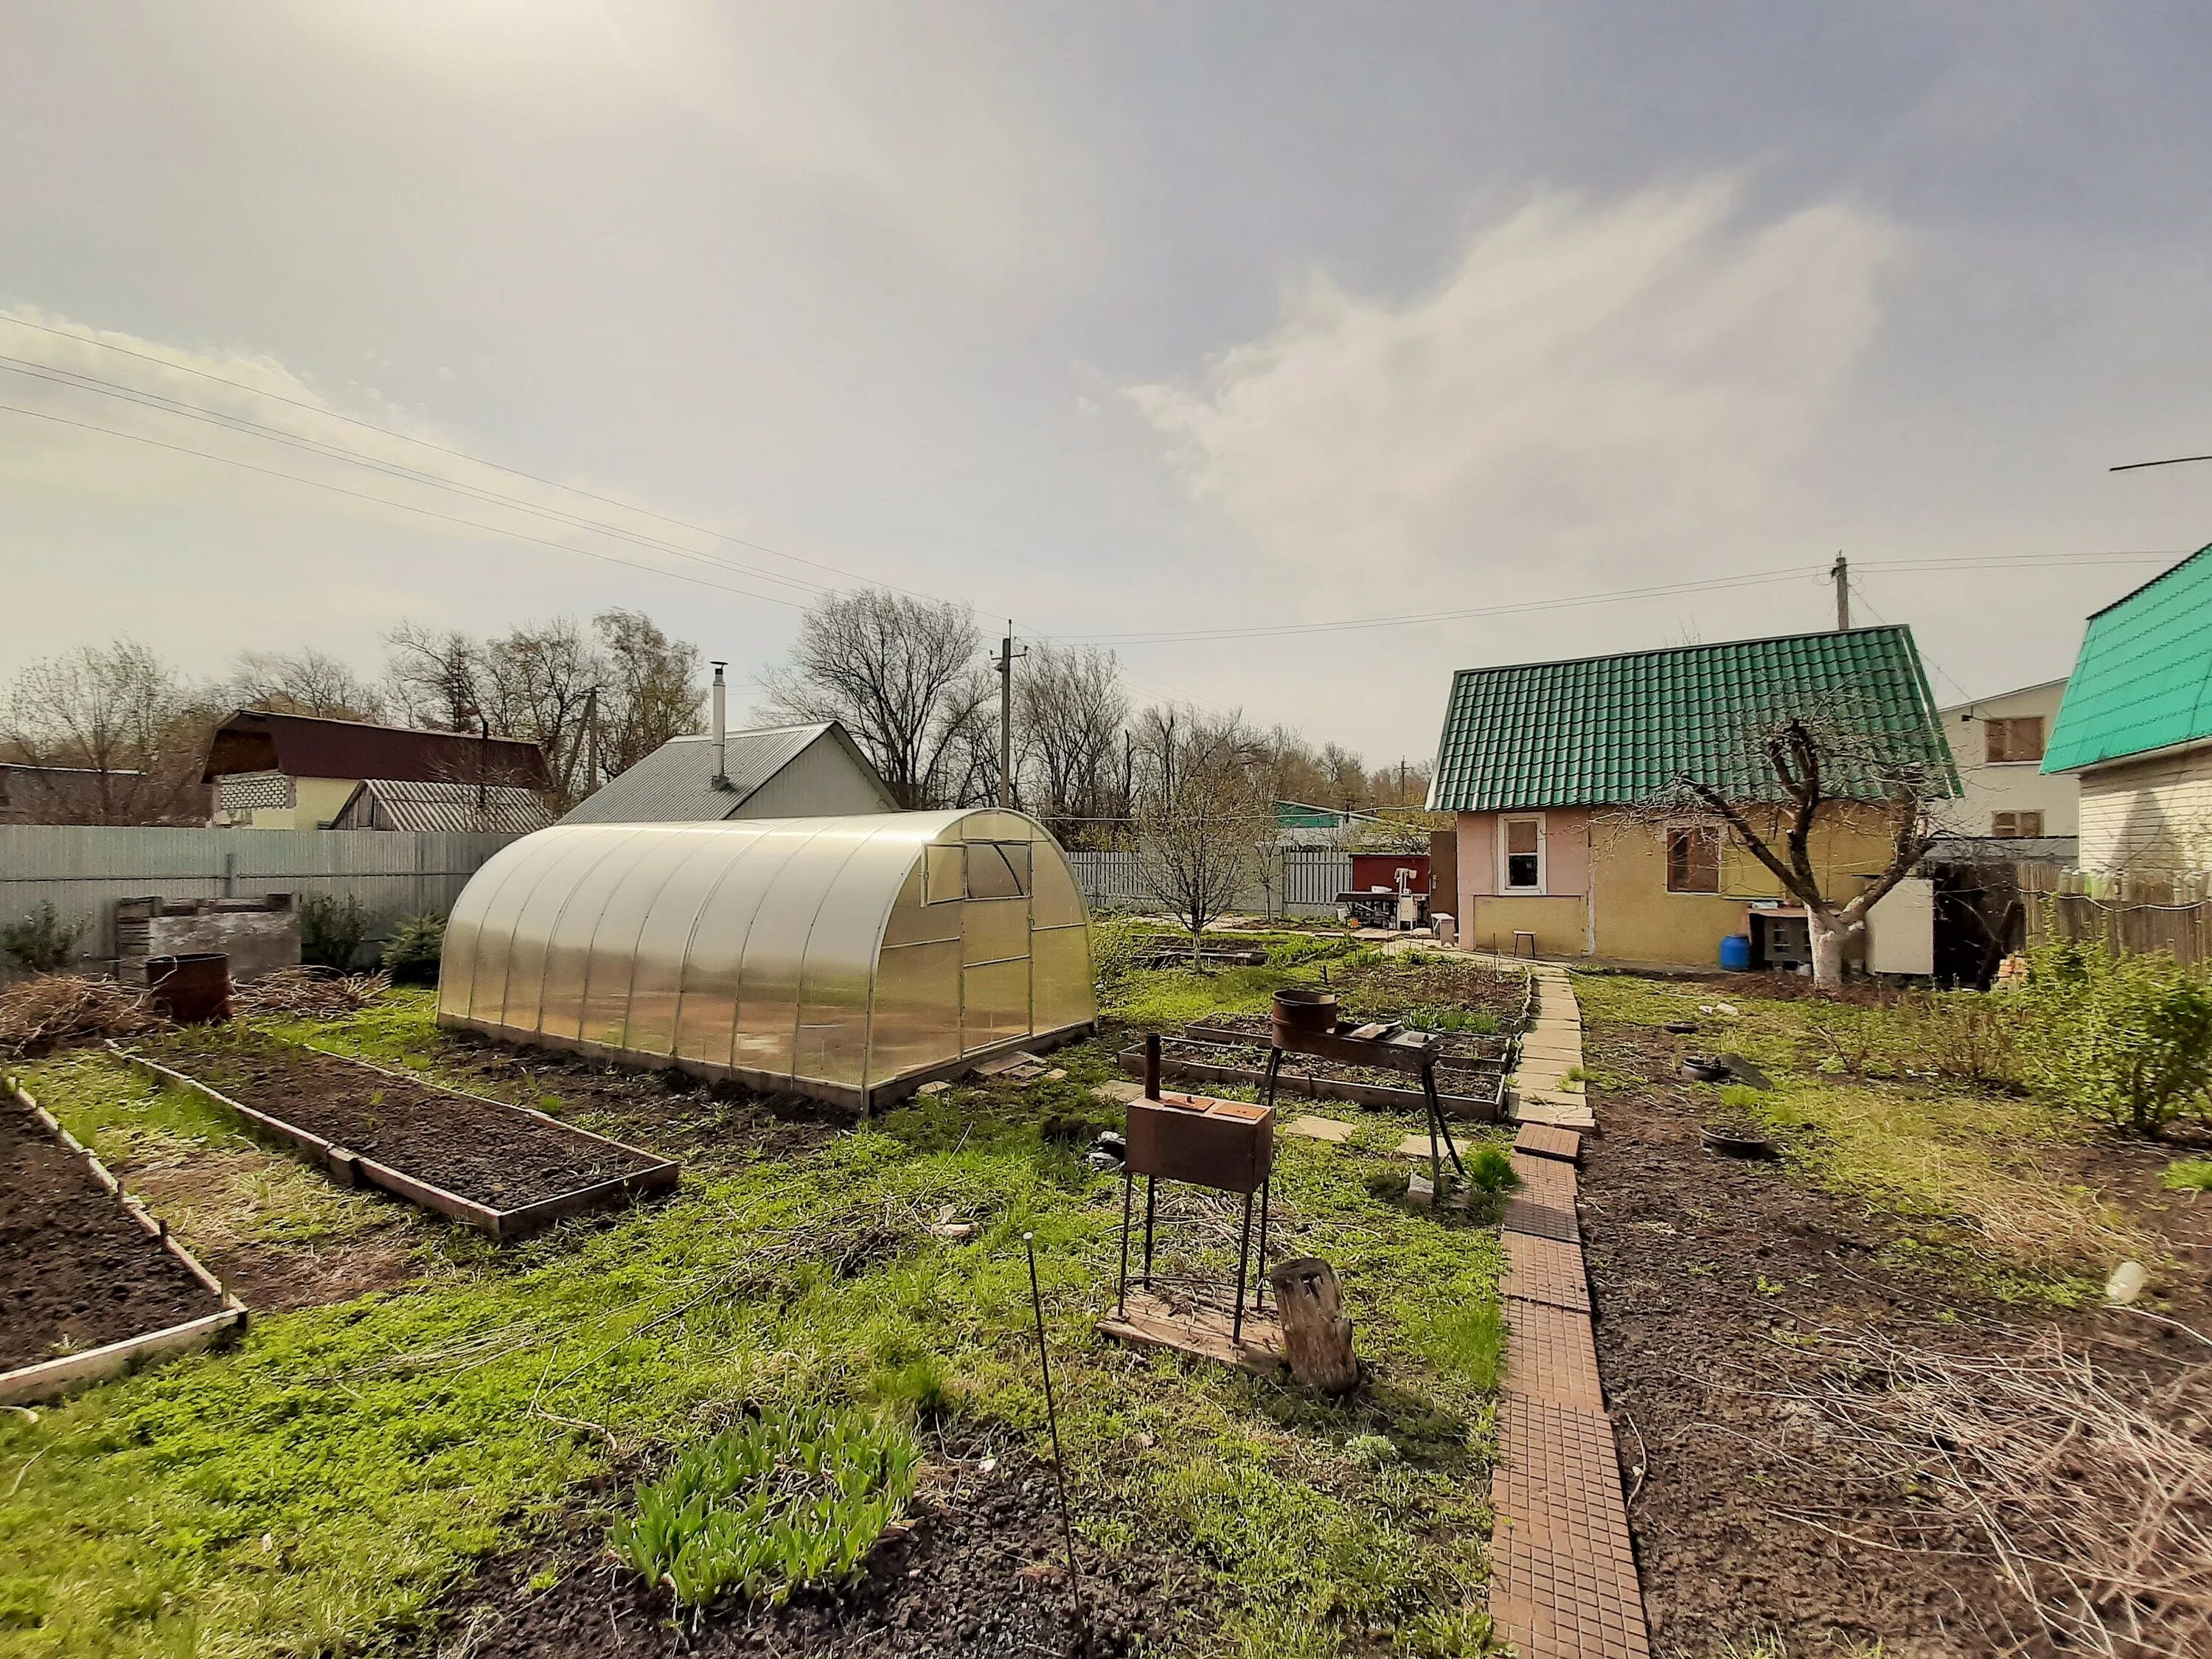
[2043,545,2212,773]
[1426,626,1956,812]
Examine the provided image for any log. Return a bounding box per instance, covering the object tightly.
[1267,1256,1359,1393]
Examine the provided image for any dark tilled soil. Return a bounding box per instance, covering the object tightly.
[0,1096,220,1371]
[142,1037,664,1211]
[426,1032,848,1164]
[1578,1018,2210,1658]
[422,1443,1194,1658]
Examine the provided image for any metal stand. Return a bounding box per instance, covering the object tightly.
[1261,1023,1465,1199]
[1116,1166,1273,1344]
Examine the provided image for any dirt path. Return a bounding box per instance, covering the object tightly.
[1578,1015,2208,1657]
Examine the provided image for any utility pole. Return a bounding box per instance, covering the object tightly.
[995,625,1026,810]
[1832,553,1851,631]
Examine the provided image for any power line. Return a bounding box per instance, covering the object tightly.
[0,401,811,609]
[2112,453,2212,473]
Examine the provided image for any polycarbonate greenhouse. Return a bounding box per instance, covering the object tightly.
[437,810,1096,1107]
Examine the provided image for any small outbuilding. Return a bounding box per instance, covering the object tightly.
[559,722,897,826]
[437,809,1095,1107]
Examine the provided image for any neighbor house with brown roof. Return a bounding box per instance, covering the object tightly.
[204,709,551,830]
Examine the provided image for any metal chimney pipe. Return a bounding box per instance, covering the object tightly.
[710,661,728,787]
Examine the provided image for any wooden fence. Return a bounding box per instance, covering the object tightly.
[2020,866,2212,964]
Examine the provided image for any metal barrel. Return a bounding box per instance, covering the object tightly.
[145,953,232,1023]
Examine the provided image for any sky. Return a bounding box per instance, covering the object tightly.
[6,1,2212,763]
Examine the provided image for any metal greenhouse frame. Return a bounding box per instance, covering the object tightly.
[435,810,1096,1109]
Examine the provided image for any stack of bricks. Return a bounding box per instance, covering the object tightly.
[1490,968,1649,1659]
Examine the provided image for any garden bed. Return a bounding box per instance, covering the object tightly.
[0,1079,242,1404]
[1121,1015,1511,1118]
[1574,984,2212,1657]
[119,1037,679,1241]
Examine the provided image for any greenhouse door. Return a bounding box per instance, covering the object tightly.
[960,840,1034,1052]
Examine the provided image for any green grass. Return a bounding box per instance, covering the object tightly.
[608,1403,920,1607]
[0,958,1509,1658]
[2164,1158,2212,1193]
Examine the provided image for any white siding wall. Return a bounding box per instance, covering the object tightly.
[2079,747,2212,873]
[1935,681,2079,837]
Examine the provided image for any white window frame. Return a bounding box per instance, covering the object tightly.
[1499,813,1546,895]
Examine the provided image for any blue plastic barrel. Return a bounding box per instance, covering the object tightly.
[1719,933,1753,973]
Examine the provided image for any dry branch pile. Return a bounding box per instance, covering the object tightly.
[232,967,392,1020]
[1807,1331,2212,1655]
[0,974,162,1055]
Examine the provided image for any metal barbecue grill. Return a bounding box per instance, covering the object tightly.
[1261,987,1467,1195]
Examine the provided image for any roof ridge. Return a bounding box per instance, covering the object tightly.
[1446,623,1911,682]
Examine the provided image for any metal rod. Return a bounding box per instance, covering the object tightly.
[1256,1177,1270,1312]
[1144,1032,1161,1100]
[1232,1189,1254,1346]
[1023,1233,1090,1655]
[1116,1171,1132,1315]
[1142,1176,1156,1287]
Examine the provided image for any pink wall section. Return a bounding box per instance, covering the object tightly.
[1455,808,1594,899]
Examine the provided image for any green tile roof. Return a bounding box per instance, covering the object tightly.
[1426,625,1956,812]
[2043,544,2212,773]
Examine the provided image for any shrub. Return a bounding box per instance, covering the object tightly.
[608,1404,919,1607]
[1090,915,1158,1006]
[0,902,86,973]
[299,892,369,970]
[380,913,446,985]
[1461,1141,1520,1197]
[2012,940,2212,1137]
[1907,990,2026,1090]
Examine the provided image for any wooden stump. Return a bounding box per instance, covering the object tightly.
[1267,1256,1359,1393]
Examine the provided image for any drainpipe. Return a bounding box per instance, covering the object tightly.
[710,662,728,789]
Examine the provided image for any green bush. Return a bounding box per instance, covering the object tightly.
[0,902,86,973]
[1090,915,1160,1006]
[299,892,369,970]
[380,913,446,985]
[608,1404,919,1607]
[2012,939,2212,1137]
[1461,1141,1520,1197]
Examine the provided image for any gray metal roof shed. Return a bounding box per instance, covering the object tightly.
[560,722,897,825]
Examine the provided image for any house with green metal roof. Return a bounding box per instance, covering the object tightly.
[2045,543,2212,874]
[1425,625,1955,968]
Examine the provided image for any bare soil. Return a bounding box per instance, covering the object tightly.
[140,1036,664,1211]
[0,1094,220,1372]
[422,1438,1194,1658]
[1578,1017,2211,1658]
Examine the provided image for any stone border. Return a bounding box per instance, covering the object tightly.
[1491,964,1650,1659]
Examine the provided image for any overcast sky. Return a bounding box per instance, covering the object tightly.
[6,1,2212,760]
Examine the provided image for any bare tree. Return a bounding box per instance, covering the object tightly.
[1135,709,1272,965]
[1015,642,1127,844]
[757,589,991,809]
[383,624,481,731]
[1641,701,1952,987]
[476,618,599,789]
[0,640,215,824]
[229,648,387,723]
[594,609,703,780]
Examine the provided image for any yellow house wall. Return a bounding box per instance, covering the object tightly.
[240,776,361,830]
[1460,894,1590,958]
[1587,809,1902,967]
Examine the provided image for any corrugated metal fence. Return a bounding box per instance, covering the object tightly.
[1068,846,1354,917]
[2020,865,2212,964]
[0,825,519,971]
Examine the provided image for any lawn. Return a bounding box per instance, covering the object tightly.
[0,939,1517,1658]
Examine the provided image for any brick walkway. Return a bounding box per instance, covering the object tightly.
[1490,961,1649,1659]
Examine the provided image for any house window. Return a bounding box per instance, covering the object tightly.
[1500,815,1544,893]
[1666,826,1721,893]
[1985,717,2045,765]
[1992,810,2044,838]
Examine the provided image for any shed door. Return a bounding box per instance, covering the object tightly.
[960,841,1033,1052]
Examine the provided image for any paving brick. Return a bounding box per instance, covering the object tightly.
[1503,1194,1580,1243]
[1490,1396,1650,1659]
[1514,1123,1583,1164]
[1502,1298,1604,1411]
[1502,1231,1590,1312]
[1512,1150,1577,1206]
[1282,1114,1353,1143]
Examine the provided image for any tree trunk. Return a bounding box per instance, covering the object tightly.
[1809,909,1846,988]
[1267,1256,1360,1393]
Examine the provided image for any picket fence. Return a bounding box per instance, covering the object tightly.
[2020,865,2212,965]
[1067,846,1354,917]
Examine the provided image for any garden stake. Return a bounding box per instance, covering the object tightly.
[1023,1231,1091,1655]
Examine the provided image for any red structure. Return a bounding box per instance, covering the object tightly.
[1346,850,1431,895]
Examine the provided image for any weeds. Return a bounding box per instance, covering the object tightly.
[2164,1159,2212,1193]
[608,1404,919,1607]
